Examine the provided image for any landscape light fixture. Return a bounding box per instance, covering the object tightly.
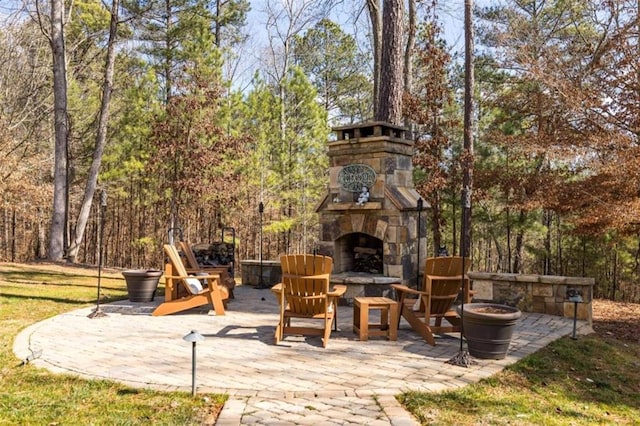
[566,289,584,340]
[88,189,108,319]
[183,330,204,396]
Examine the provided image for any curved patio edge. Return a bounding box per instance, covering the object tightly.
[13,285,592,425]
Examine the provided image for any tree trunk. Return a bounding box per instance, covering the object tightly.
[49,0,69,261]
[612,248,618,300]
[37,208,46,259]
[67,0,120,263]
[543,209,552,274]
[461,0,474,258]
[164,0,174,104]
[404,0,416,130]
[431,192,442,257]
[366,0,382,118]
[556,213,563,274]
[215,0,222,46]
[506,207,511,272]
[513,210,525,273]
[375,0,404,124]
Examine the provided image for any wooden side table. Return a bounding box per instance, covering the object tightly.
[353,296,398,341]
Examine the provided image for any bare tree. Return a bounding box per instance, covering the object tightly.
[48,0,68,260]
[66,0,120,262]
[260,0,333,252]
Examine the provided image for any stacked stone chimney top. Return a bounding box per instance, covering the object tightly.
[316,121,423,212]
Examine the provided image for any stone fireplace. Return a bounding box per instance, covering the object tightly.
[316,122,426,297]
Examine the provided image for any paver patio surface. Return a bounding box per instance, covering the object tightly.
[14,285,592,425]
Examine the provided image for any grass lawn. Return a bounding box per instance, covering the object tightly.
[0,262,225,425]
[399,311,640,425]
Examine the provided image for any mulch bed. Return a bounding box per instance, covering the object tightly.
[591,299,640,343]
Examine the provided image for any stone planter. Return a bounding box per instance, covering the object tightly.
[122,269,163,302]
[457,303,522,360]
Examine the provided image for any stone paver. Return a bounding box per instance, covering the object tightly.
[13,285,592,425]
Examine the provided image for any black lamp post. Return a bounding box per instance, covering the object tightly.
[446,189,474,367]
[88,189,108,319]
[416,197,423,289]
[257,201,266,289]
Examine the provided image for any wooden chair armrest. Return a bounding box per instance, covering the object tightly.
[270,284,283,305]
[426,275,466,281]
[165,273,220,280]
[391,284,425,297]
[328,284,347,297]
[164,274,187,280]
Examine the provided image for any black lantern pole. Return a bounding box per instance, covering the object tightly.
[459,191,470,350]
[257,201,266,289]
[416,198,423,289]
[446,189,474,367]
[88,189,108,319]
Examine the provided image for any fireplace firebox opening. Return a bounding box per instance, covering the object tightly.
[334,233,383,274]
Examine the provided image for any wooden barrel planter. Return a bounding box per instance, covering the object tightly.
[122,269,163,302]
[457,303,522,360]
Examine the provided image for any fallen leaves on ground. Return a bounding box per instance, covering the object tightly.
[591,299,640,342]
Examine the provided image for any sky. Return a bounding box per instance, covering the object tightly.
[236,0,489,88]
[0,0,493,91]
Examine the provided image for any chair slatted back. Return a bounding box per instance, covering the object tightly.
[423,256,469,314]
[164,244,192,278]
[280,254,332,316]
[178,241,201,269]
[425,256,470,277]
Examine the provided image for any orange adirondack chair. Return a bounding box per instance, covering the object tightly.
[178,241,235,299]
[392,256,471,346]
[152,244,228,316]
[273,254,346,348]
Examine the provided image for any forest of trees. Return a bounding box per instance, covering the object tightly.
[0,0,639,302]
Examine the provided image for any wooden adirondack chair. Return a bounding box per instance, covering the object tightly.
[178,241,235,299]
[273,254,346,348]
[391,256,472,346]
[152,244,228,316]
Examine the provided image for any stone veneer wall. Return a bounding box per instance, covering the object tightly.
[317,211,420,285]
[468,272,595,324]
[240,260,282,287]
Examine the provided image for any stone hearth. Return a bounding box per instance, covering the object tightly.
[316,122,427,287]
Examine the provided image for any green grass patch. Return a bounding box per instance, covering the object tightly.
[399,335,640,425]
[0,262,225,425]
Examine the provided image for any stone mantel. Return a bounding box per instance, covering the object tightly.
[467,271,595,323]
